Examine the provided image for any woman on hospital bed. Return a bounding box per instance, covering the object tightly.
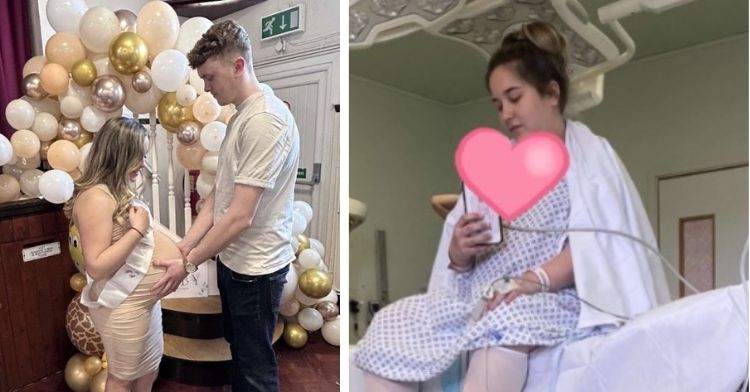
[353,21,671,391]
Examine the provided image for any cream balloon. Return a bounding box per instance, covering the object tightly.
[199,121,226,152]
[0,134,12,166]
[5,99,35,130]
[2,165,24,179]
[297,249,322,271]
[45,32,86,71]
[39,63,69,96]
[298,308,324,332]
[309,238,325,260]
[280,299,300,317]
[79,7,121,54]
[79,143,92,172]
[92,55,117,78]
[219,104,237,124]
[201,151,218,173]
[80,106,107,133]
[136,2,180,61]
[189,69,205,94]
[176,84,197,106]
[294,200,314,222]
[19,169,43,197]
[10,130,40,159]
[175,143,207,170]
[151,50,189,92]
[321,316,340,346]
[294,287,319,306]
[176,17,213,54]
[15,154,41,170]
[62,79,94,108]
[124,68,163,115]
[196,172,214,198]
[47,140,81,172]
[192,94,220,124]
[0,174,21,203]
[23,56,47,77]
[281,265,299,304]
[38,169,74,204]
[60,96,84,119]
[46,0,87,33]
[23,97,62,119]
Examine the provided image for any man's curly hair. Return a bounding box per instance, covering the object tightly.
[188,20,252,69]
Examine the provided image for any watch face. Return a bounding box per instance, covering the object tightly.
[186,263,197,273]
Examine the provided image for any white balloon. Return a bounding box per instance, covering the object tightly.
[279,299,300,317]
[321,316,340,346]
[79,7,120,53]
[5,99,35,130]
[294,200,314,222]
[193,94,220,123]
[201,151,218,173]
[298,308,324,332]
[79,142,92,172]
[309,238,325,259]
[23,97,62,119]
[176,17,213,54]
[38,169,74,204]
[320,289,338,304]
[80,106,107,133]
[290,235,299,253]
[199,121,226,152]
[295,287,318,306]
[32,112,59,142]
[46,0,87,34]
[292,211,307,236]
[196,172,215,198]
[151,49,189,92]
[60,96,84,119]
[176,84,197,106]
[92,55,117,78]
[19,169,43,197]
[297,249,322,270]
[281,264,298,304]
[189,69,205,94]
[0,134,12,166]
[62,79,93,108]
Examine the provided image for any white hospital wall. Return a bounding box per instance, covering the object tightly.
[350,76,459,310]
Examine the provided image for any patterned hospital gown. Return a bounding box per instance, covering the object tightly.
[355,179,586,382]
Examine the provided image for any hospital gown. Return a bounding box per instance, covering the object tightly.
[354,180,589,382]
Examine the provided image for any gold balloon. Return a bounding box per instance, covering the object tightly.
[101,353,108,369]
[282,322,308,349]
[64,353,93,392]
[69,169,83,181]
[22,73,48,100]
[272,320,284,344]
[109,32,148,75]
[176,121,200,145]
[90,369,107,392]
[84,356,102,376]
[71,59,97,87]
[315,301,340,321]
[157,92,194,133]
[296,234,310,256]
[131,70,152,93]
[70,273,86,292]
[73,131,93,148]
[298,269,333,299]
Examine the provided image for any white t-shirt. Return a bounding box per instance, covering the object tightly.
[213,88,300,275]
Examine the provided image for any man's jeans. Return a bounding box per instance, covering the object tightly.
[217,258,289,392]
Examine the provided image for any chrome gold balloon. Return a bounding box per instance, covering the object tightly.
[58,118,82,141]
[157,92,194,133]
[296,234,311,256]
[64,353,93,392]
[298,269,333,299]
[176,121,200,145]
[83,356,102,376]
[109,32,148,75]
[91,76,125,113]
[73,130,93,148]
[70,273,86,292]
[71,59,97,87]
[282,322,308,349]
[22,73,48,100]
[131,70,152,93]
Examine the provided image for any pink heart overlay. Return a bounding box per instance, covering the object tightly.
[455,128,569,221]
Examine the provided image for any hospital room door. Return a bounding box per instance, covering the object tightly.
[657,164,748,299]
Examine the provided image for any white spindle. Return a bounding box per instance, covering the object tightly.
[148,111,160,224]
[184,169,192,232]
[166,133,176,232]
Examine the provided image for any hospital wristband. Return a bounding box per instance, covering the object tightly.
[531,267,550,292]
[448,254,474,273]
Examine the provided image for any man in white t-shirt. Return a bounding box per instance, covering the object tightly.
[152,20,300,392]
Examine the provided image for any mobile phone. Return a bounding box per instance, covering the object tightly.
[462,183,503,245]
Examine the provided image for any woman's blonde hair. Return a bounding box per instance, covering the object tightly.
[64,117,148,230]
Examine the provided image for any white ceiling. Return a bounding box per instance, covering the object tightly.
[350,0,748,104]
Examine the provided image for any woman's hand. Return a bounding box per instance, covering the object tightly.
[486,271,542,311]
[448,212,493,269]
[129,205,149,233]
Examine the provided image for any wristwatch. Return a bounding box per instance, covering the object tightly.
[183,254,198,273]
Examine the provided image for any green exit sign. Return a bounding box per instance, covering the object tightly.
[261,5,305,41]
[297,168,306,179]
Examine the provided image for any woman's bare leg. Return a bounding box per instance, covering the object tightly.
[461,346,531,392]
[104,373,133,392]
[363,370,418,392]
[131,370,158,392]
